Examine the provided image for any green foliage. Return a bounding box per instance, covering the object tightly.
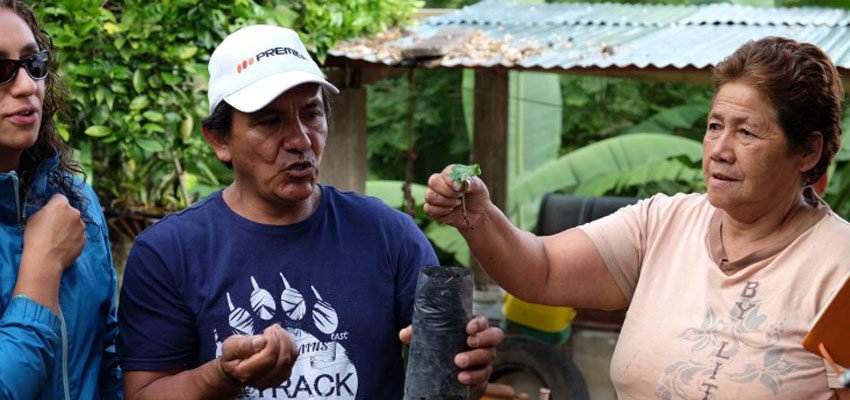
[510,133,704,212]
[559,75,713,153]
[366,180,427,208]
[507,72,563,230]
[366,180,467,267]
[449,163,480,229]
[821,110,850,217]
[265,0,423,62]
[573,158,704,198]
[506,72,563,176]
[424,223,470,268]
[38,0,261,211]
[447,163,481,183]
[367,70,470,182]
[462,70,565,230]
[425,0,478,7]
[368,72,712,267]
[625,103,711,136]
[779,0,850,7]
[35,0,424,213]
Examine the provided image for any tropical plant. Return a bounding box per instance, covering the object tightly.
[38,0,261,212]
[820,111,850,218]
[365,0,850,267]
[35,0,424,214]
[366,180,469,267]
[511,133,703,207]
[367,69,470,182]
[368,132,705,267]
[260,0,424,62]
[368,67,713,266]
[558,75,713,153]
[426,0,478,7]
[462,70,564,231]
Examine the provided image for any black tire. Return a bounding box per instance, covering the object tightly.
[490,334,589,400]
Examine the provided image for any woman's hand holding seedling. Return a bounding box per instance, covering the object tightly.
[425,163,490,230]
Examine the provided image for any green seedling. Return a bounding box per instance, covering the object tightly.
[447,163,481,229]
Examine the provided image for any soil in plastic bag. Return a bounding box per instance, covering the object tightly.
[404,266,473,400]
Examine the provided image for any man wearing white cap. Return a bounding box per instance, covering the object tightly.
[117,25,502,399]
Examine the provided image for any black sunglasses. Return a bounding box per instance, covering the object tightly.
[0,50,49,86]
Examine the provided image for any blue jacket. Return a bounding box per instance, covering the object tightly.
[0,158,122,399]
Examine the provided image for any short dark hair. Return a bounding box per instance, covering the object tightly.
[202,85,334,139]
[713,36,843,186]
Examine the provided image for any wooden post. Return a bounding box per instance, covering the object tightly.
[320,86,367,194]
[470,68,509,287]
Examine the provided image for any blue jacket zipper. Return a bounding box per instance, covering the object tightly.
[11,172,71,400]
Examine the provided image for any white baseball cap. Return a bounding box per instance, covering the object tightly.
[207,25,339,114]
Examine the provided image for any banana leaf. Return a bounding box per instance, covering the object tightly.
[424,223,470,268]
[507,71,562,231]
[366,179,470,267]
[572,158,704,197]
[365,180,427,209]
[509,133,703,211]
[625,103,708,134]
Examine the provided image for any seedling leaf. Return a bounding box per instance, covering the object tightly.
[448,163,481,183]
[447,163,481,229]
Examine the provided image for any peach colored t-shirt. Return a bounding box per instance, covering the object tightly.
[580,190,850,400]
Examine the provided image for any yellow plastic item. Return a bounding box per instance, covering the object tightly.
[503,293,576,333]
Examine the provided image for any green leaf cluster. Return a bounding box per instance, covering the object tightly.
[37,0,263,211]
[262,0,423,62]
[367,70,470,182]
[34,0,423,213]
[366,180,470,268]
[558,75,713,154]
[821,111,850,217]
[447,163,480,183]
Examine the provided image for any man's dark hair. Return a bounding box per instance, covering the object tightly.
[713,36,843,186]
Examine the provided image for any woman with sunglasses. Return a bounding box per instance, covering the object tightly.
[0,1,122,398]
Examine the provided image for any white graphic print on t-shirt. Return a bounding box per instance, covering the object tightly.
[655,281,797,399]
[214,273,359,399]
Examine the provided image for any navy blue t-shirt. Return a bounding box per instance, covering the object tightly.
[118,185,438,399]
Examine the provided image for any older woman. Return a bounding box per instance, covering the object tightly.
[0,0,122,398]
[425,37,850,399]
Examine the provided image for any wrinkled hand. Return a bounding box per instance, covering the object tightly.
[425,164,492,230]
[400,316,504,399]
[220,324,298,389]
[23,194,85,271]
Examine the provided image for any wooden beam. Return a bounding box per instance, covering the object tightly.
[324,56,850,93]
[469,68,509,288]
[413,8,453,20]
[555,67,713,86]
[321,85,367,194]
[325,67,408,87]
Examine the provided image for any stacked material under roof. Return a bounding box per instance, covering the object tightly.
[329,0,850,72]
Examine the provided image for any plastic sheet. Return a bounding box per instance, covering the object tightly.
[404,266,473,400]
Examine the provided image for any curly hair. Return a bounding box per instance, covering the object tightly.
[1,0,87,215]
[713,36,844,186]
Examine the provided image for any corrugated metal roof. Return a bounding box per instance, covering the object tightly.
[328,0,850,72]
[430,2,850,27]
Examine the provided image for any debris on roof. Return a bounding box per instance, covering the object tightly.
[328,0,850,71]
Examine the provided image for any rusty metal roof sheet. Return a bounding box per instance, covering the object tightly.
[328,0,850,71]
